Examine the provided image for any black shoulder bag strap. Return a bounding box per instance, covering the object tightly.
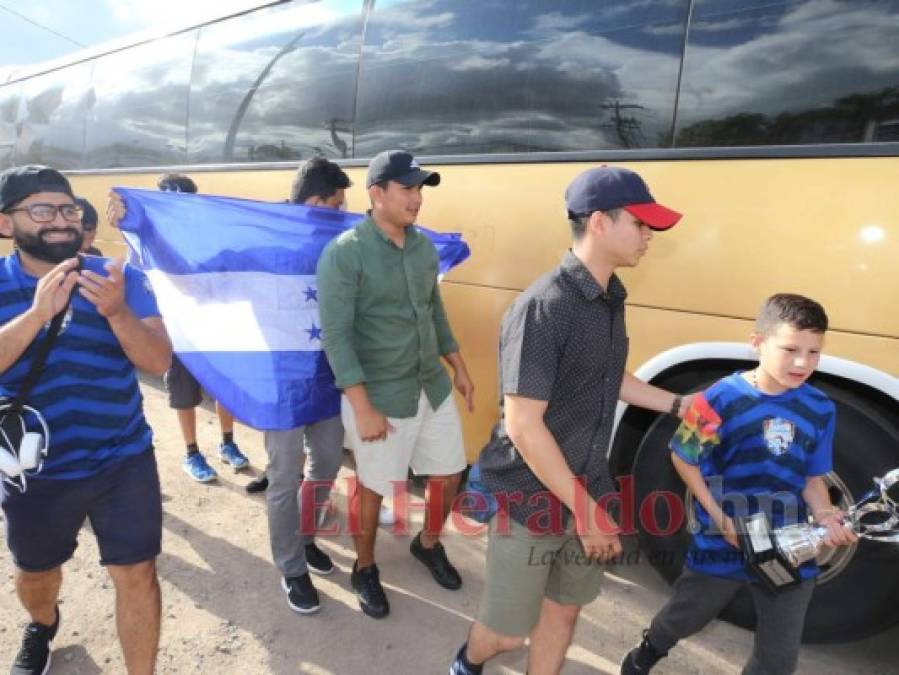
[9,260,80,412]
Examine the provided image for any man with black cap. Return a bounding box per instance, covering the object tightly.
[74,197,102,255]
[0,165,171,675]
[448,166,693,675]
[317,150,475,619]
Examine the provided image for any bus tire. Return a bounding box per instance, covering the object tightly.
[631,383,899,643]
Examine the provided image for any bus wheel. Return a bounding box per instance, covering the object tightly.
[632,384,899,642]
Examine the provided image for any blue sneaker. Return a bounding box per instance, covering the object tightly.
[183,452,217,483]
[219,441,249,471]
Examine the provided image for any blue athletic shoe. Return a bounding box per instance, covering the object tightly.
[183,452,217,483]
[219,441,249,471]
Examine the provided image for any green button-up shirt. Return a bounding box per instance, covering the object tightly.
[316,216,459,418]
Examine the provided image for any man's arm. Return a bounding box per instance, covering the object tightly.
[317,243,391,442]
[77,260,172,375]
[443,351,474,412]
[430,281,474,411]
[620,371,692,417]
[0,258,80,374]
[505,394,621,561]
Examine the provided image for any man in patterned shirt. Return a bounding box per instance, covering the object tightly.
[451,166,689,675]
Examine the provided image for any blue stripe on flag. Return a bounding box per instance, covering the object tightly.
[114,188,470,431]
[177,351,341,429]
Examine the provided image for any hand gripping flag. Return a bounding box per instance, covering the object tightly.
[115,188,470,430]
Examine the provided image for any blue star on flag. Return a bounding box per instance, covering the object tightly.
[306,323,323,341]
[303,285,318,302]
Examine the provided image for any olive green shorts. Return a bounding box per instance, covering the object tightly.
[476,517,605,637]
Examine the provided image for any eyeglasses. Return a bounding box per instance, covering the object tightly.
[5,203,83,223]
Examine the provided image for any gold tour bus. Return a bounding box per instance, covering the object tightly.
[1,0,896,643]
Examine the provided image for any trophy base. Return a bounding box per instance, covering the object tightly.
[736,512,802,593]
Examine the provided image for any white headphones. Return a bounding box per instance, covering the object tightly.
[0,400,50,493]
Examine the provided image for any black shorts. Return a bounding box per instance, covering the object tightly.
[1,450,162,571]
[164,354,202,409]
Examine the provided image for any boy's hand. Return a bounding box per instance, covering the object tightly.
[721,515,740,549]
[816,510,858,547]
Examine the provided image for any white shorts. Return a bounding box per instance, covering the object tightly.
[342,391,467,497]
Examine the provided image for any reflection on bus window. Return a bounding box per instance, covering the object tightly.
[83,32,195,169]
[188,0,363,164]
[675,0,899,146]
[0,83,20,169]
[355,0,690,156]
[16,63,91,169]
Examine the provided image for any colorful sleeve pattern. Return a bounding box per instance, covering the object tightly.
[671,392,722,464]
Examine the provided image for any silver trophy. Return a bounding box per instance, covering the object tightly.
[737,468,899,592]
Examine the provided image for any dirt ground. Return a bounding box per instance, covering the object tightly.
[1,379,897,674]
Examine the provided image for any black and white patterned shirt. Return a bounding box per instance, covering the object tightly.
[479,250,628,529]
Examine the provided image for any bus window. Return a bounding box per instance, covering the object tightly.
[0,82,20,170]
[188,0,363,164]
[675,0,899,147]
[355,0,690,157]
[83,32,196,169]
[15,63,91,170]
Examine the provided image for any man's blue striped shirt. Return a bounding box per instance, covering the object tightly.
[0,253,159,479]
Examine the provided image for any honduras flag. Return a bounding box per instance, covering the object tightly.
[115,188,470,431]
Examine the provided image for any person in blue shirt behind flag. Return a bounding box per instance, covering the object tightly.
[621,293,857,675]
[155,173,251,483]
[0,165,172,675]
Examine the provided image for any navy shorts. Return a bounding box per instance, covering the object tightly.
[1,450,162,571]
[164,354,202,409]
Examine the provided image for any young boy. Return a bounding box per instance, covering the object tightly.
[621,293,857,675]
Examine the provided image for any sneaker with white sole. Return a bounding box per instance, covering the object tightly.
[183,453,217,482]
[304,543,334,576]
[281,575,320,614]
[219,441,249,471]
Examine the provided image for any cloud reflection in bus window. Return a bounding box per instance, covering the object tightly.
[83,32,195,169]
[187,0,362,164]
[354,0,690,156]
[674,0,899,146]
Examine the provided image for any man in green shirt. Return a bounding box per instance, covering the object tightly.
[317,150,474,620]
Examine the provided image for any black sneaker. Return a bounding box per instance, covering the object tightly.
[11,606,59,675]
[410,531,462,590]
[620,630,667,675]
[448,642,483,675]
[281,574,320,614]
[245,473,269,494]
[304,543,334,576]
[350,562,389,619]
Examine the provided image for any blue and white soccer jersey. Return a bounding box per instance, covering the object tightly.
[670,373,835,581]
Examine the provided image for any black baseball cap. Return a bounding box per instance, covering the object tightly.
[75,197,98,230]
[0,165,74,213]
[564,166,682,231]
[1,165,75,238]
[366,150,440,189]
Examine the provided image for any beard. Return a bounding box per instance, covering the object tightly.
[14,227,83,263]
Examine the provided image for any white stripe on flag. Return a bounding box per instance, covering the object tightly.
[147,271,324,352]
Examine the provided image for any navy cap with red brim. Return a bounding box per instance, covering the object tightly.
[624,202,683,231]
